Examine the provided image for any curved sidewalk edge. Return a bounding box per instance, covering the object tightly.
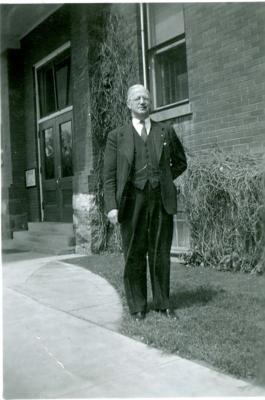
[3,252,265,398]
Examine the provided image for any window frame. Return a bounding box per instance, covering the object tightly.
[37,48,72,119]
[34,41,72,221]
[145,4,189,113]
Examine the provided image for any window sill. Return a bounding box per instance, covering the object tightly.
[150,102,191,122]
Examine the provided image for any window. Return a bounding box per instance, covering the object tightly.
[37,50,72,118]
[146,4,189,110]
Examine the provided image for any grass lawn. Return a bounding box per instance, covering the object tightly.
[64,254,265,386]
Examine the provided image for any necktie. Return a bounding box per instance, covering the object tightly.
[140,120,148,142]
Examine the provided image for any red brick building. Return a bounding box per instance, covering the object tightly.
[1,3,265,254]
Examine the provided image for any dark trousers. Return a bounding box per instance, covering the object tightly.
[120,183,173,314]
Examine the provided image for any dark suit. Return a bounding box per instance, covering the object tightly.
[104,120,187,313]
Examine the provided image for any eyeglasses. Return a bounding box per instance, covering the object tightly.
[131,96,150,102]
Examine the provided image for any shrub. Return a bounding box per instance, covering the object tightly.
[180,150,265,273]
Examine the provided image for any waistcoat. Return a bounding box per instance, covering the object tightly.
[131,126,160,190]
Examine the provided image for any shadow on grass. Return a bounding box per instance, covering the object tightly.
[169,285,223,310]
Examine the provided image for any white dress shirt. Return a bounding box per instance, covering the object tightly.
[132,117,151,136]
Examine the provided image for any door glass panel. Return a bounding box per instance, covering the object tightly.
[43,127,55,179]
[60,121,73,177]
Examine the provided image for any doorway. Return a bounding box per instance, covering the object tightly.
[35,43,73,222]
[39,111,73,222]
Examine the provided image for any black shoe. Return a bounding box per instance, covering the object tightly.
[131,311,146,321]
[159,309,178,319]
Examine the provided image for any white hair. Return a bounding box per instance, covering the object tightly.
[127,84,150,102]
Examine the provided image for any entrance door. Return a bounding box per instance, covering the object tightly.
[39,111,73,222]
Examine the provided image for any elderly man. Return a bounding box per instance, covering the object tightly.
[104,84,187,321]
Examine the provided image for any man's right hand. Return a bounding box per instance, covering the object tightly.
[107,209,118,225]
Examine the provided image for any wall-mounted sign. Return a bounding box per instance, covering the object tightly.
[25,168,36,188]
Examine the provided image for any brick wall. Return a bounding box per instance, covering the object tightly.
[1,50,27,239]
[183,3,265,153]
[70,4,102,253]
[164,4,265,253]
[1,52,12,238]
[70,4,106,194]
[3,50,28,236]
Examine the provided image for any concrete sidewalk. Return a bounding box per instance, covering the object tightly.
[3,250,265,398]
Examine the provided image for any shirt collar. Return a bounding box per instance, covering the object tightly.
[132,116,151,125]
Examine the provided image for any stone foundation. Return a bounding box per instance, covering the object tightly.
[73,193,95,255]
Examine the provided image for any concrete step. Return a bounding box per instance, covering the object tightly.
[11,237,75,255]
[2,239,16,250]
[12,222,75,255]
[28,222,74,235]
[13,231,75,248]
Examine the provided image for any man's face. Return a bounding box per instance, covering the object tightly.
[127,87,151,119]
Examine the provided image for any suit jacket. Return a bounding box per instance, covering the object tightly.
[103,120,187,223]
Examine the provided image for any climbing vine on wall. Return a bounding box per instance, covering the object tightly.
[89,10,139,252]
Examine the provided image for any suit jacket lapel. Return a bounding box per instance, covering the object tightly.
[119,123,134,166]
[150,121,165,163]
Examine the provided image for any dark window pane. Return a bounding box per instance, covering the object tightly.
[60,121,73,177]
[154,43,188,108]
[148,4,184,48]
[37,66,56,118]
[55,58,71,110]
[43,128,55,179]
[37,52,72,118]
